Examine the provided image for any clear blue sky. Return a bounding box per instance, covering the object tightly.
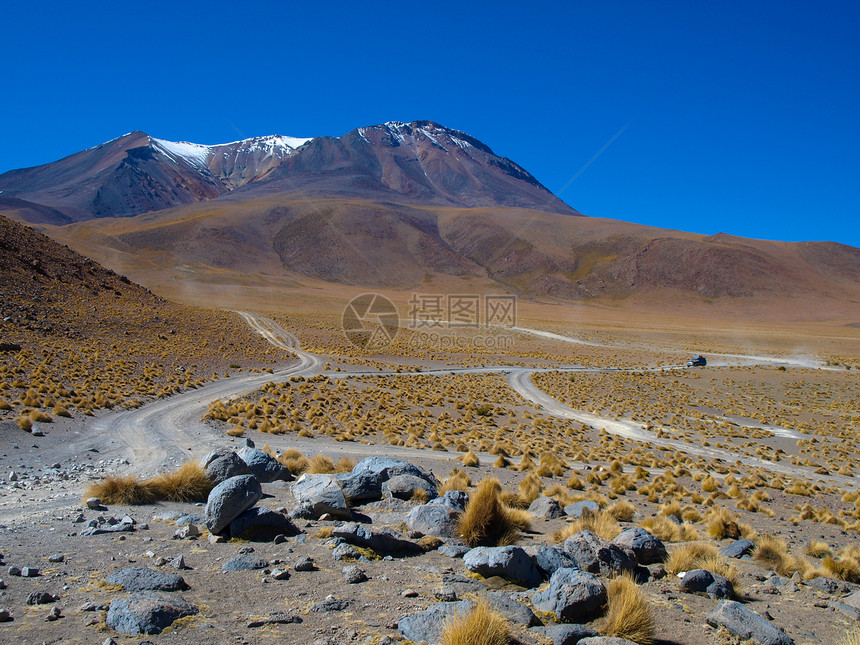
[2,1,858,246]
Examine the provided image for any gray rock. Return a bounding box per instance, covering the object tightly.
[842,589,860,608]
[430,490,469,512]
[438,543,471,558]
[0,608,10,622]
[530,624,601,645]
[706,600,794,645]
[173,524,200,539]
[81,522,135,536]
[830,601,860,621]
[170,556,186,570]
[352,456,440,487]
[398,600,475,644]
[26,592,57,605]
[270,568,290,580]
[106,591,198,635]
[342,565,368,583]
[238,448,292,483]
[200,449,249,485]
[291,474,351,519]
[105,568,187,592]
[332,544,365,561]
[463,546,542,588]
[246,612,302,628]
[406,503,460,538]
[205,474,262,534]
[563,530,636,576]
[563,500,600,518]
[335,471,383,503]
[294,556,316,571]
[47,554,64,563]
[332,522,422,556]
[578,638,639,645]
[485,591,541,626]
[534,545,580,578]
[383,474,438,500]
[530,568,607,623]
[679,569,734,599]
[529,496,565,519]
[86,497,102,509]
[152,510,183,522]
[228,507,299,540]
[173,513,204,526]
[221,556,268,572]
[613,527,667,565]
[309,595,351,612]
[21,566,39,577]
[720,538,756,559]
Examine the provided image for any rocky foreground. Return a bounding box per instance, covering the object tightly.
[0,446,858,644]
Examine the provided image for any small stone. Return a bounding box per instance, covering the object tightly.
[86,497,102,509]
[47,554,65,563]
[0,608,10,622]
[271,568,290,580]
[273,534,287,544]
[208,533,226,544]
[294,556,316,571]
[343,565,368,584]
[46,606,62,621]
[26,591,57,605]
[170,556,187,570]
[402,589,419,598]
[21,566,39,577]
[173,524,200,539]
[7,566,20,576]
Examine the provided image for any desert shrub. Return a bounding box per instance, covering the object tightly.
[85,475,157,505]
[639,515,699,542]
[226,425,244,437]
[753,535,815,579]
[334,457,355,473]
[822,548,860,583]
[706,507,756,540]
[278,448,308,474]
[440,469,471,493]
[608,500,636,522]
[306,454,336,474]
[666,542,738,587]
[554,509,621,542]
[806,541,832,558]
[461,450,480,467]
[458,478,530,547]
[440,599,510,645]
[603,573,654,644]
[567,474,585,490]
[148,462,213,502]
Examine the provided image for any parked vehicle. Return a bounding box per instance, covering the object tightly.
[686,354,707,367]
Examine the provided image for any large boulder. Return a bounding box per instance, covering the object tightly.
[533,545,581,578]
[564,500,600,518]
[398,600,474,643]
[612,527,667,565]
[529,496,565,519]
[383,474,438,500]
[200,448,248,485]
[106,591,198,635]
[238,448,292,483]
[352,456,440,486]
[530,568,607,623]
[485,591,541,626]
[291,474,351,519]
[705,600,794,645]
[104,568,187,592]
[463,546,542,588]
[335,471,382,503]
[563,530,636,576]
[406,503,461,538]
[331,522,423,556]
[205,475,262,535]
[228,507,300,540]
[679,569,734,599]
[221,556,269,572]
[430,490,469,512]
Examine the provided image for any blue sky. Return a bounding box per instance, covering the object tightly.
[2,1,858,246]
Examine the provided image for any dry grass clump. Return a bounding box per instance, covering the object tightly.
[706,507,756,540]
[822,546,860,583]
[608,500,636,522]
[440,469,472,493]
[458,478,531,547]
[602,573,654,644]
[461,450,480,467]
[84,462,212,505]
[666,542,738,587]
[277,448,309,475]
[753,535,815,579]
[334,457,355,472]
[838,627,860,645]
[806,541,833,559]
[554,510,621,542]
[639,515,699,543]
[439,599,510,645]
[306,454,335,474]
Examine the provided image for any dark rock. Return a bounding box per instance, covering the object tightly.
[309,596,351,612]
[578,638,639,645]
[406,503,460,538]
[200,449,249,485]
[291,474,351,519]
[238,447,292,483]
[706,600,794,645]
[81,522,135,536]
[485,591,541,626]
[720,539,756,559]
[438,543,471,558]
[342,565,368,583]
[463,546,542,588]
[294,556,316,572]
[26,592,57,605]
[228,507,299,540]
[221,556,268,572]
[529,496,565,519]
[332,522,422,556]
[530,624,601,644]
[679,569,734,599]
[383,474,438,500]
[21,566,39,577]
[205,474,262,534]
[104,568,187,592]
[351,456,439,487]
[563,500,600,518]
[563,530,637,576]
[174,514,204,526]
[398,600,474,644]
[829,601,860,621]
[247,612,302,628]
[530,568,607,623]
[534,545,580,578]
[106,591,198,635]
[335,471,383,504]
[430,490,469,512]
[613,527,667,565]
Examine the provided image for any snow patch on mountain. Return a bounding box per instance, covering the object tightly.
[151,138,211,169]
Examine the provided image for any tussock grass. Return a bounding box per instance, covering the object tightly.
[706,507,756,540]
[806,541,832,559]
[461,450,480,467]
[554,509,621,542]
[440,469,471,493]
[458,478,530,547]
[639,515,699,542]
[334,457,355,473]
[603,573,654,644]
[85,462,213,505]
[306,454,336,474]
[822,547,860,583]
[278,448,309,475]
[440,600,510,645]
[666,542,738,587]
[754,535,815,579]
[608,500,636,522]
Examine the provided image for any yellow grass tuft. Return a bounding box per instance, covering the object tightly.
[306,454,336,474]
[603,573,654,644]
[806,541,832,559]
[608,500,636,522]
[639,515,699,543]
[461,450,480,467]
[754,535,815,579]
[554,509,621,542]
[666,542,738,587]
[84,462,213,505]
[84,475,157,505]
[440,599,510,645]
[458,478,529,547]
[440,469,472,493]
[334,457,355,473]
[278,448,309,475]
[838,627,860,645]
[706,507,756,540]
